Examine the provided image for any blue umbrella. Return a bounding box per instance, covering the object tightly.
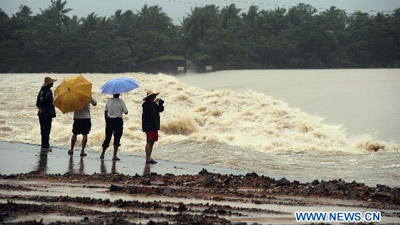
[101,77,139,94]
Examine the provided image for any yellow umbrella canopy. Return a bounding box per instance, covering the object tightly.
[53,75,92,114]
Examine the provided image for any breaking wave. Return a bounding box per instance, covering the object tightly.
[0,73,399,157]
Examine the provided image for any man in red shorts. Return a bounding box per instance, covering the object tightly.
[142,91,164,164]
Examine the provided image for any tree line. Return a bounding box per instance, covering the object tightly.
[1,0,399,73]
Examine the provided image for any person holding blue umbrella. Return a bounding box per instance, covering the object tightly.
[100,77,138,161]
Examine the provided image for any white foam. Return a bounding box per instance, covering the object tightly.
[0,73,398,157]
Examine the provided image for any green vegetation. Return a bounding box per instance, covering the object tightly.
[0,0,399,72]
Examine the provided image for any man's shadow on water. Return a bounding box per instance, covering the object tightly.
[68,157,119,175]
[38,153,153,176]
[67,157,121,175]
[143,163,151,176]
[100,160,152,176]
[100,160,118,174]
[36,151,48,173]
[68,156,86,174]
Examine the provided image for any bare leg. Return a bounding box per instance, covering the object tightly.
[145,141,154,162]
[80,135,87,156]
[112,145,120,160]
[69,134,77,155]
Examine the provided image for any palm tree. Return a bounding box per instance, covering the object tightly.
[0,9,8,21]
[287,3,317,25]
[0,9,9,41]
[81,13,98,34]
[220,4,241,29]
[110,10,137,37]
[47,0,72,28]
[137,4,172,32]
[15,5,32,19]
[182,5,219,44]
[319,7,347,32]
[68,15,80,30]
[12,5,32,30]
[242,6,262,40]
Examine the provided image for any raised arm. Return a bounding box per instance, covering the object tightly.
[157,99,164,113]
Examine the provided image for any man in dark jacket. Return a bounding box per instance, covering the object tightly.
[142,91,164,164]
[36,77,57,151]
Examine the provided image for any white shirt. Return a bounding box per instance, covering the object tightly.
[74,98,97,119]
[105,98,128,118]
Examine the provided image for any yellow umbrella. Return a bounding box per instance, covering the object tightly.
[53,75,92,114]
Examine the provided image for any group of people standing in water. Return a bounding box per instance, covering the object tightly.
[36,76,164,164]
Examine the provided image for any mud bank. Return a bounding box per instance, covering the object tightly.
[0,171,399,224]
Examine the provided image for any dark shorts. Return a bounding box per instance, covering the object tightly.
[146,130,158,142]
[72,119,91,135]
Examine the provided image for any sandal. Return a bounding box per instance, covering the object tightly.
[146,159,158,164]
[80,153,87,157]
[112,157,120,161]
[68,150,73,155]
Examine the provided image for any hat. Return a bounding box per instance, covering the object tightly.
[42,77,57,87]
[143,90,159,101]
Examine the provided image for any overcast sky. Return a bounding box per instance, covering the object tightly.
[1,0,400,24]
